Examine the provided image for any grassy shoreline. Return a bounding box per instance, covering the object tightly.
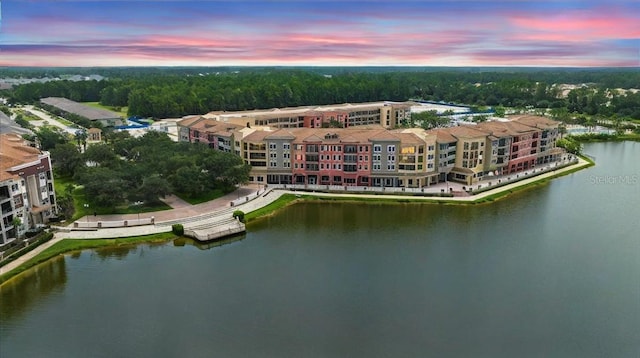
[570,133,640,142]
[0,233,177,284]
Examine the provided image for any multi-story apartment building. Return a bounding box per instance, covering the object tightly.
[510,115,562,165]
[446,126,492,185]
[177,102,562,189]
[203,101,412,129]
[433,130,458,182]
[0,134,57,248]
[177,116,244,152]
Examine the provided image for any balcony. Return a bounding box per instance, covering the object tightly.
[249,153,266,160]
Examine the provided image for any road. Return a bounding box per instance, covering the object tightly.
[21,105,80,135]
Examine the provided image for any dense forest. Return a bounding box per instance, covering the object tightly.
[2,67,639,119]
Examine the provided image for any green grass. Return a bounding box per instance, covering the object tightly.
[14,109,41,121]
[244,194,300,222]
[83,102,129,118]
[54,175,171,222]
[571,132,640,142]
[472,157,595,203]
[0,233,177,284]
[177,189,227,205]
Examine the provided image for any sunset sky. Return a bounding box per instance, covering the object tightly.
[0,0,638,67]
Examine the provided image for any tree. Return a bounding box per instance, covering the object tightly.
[412,110,448,129]
[83,143,118,167]
[55,184,76,219]
[75,129,88,152]
[170,165,208,197]
[135,175,172,204]
[36,126,67,151]
[556,138,582,155]
[51,142,84,176]
[558,123,567,139]
[76,167,126,208]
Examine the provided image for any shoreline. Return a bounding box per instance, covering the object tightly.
[0,156,594,284]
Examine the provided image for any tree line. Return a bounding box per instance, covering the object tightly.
[2,68,639,120]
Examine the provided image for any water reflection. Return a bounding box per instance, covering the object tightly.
[173,234,246,250]
[0,256,67,322]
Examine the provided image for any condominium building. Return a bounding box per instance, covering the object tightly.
[177,102,562,188]
[0,134,57,247]
[202,101,412,129]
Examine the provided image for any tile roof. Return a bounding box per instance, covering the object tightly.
[177,115,205,127]
[510,115,559,129]
[445,125,491,139]
[0,133,42,181]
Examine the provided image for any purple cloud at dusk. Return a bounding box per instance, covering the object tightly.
[0,1,638,67]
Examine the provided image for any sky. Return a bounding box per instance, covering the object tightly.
[0,0,638,67]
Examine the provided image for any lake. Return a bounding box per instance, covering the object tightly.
[1,142,639,358]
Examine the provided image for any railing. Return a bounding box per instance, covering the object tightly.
[72,216,155,229]
[267,156,581,197]
[269,183,452,196]
[472,156,579,194]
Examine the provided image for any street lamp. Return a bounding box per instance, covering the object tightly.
[133,201,143,223]
[83,203,90,222]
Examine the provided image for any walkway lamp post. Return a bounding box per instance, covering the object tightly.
[133,201,143,223]
[83,203,90,222]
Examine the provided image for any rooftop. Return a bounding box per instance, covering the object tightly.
[40,97,122,121]
[0,134,42,181]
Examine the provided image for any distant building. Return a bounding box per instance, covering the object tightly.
[87,127,102,142]
[40,97,124,127]
[203,101,411,129]
[0,134,57,248]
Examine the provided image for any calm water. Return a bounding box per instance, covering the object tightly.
[1,142,639,358]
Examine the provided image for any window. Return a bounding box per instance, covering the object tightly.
[373,145,381,153]
[283,143,290,150]
[269,143,277,150]
[387,145,396,153]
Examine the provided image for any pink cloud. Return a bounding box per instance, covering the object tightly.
[508,10,640,41]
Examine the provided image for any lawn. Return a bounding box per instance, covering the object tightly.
[83,102,129,118]
[54,175,172,221]
[176,189,227,205]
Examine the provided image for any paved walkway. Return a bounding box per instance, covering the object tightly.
[0,158,592,278]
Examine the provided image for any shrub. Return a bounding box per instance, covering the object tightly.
[171,224,184,236]
[232,210,245,223]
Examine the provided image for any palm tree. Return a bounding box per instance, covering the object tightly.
[559,123,567,139]
[75,129,88,152]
